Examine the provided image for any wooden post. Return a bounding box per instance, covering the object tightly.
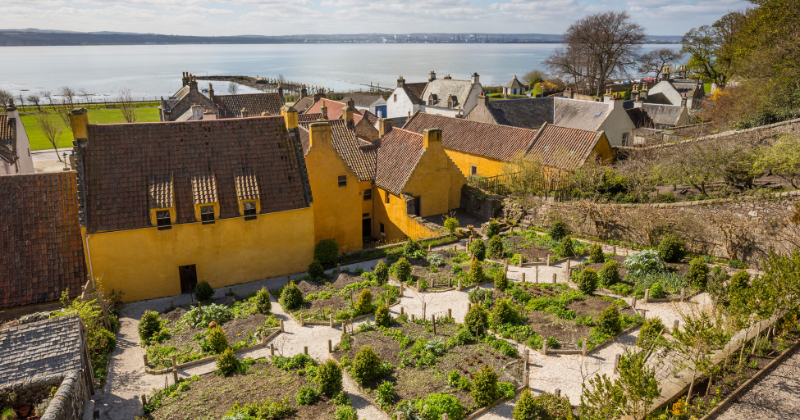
[457,278,462,291]
[644,289,650,303]
[632,296,637,308]
[411,314,416,322]
[417,279,421,291]
[680,288,686,302]
[442,414,449,420]
[523,350,530,387]
[504,260,508,275]
[400,307,404,315]
[280,319,285,332]
[448,308,452,319]
[143,354,148,367]
[613,245,617,255]
[542,338,548,355]
[552,273,556,284]
[337,263,341,271]
[453,245,456,252]
[432,316,437,335]
[342,321,346,334]
[330,314,334,328]
[328,340,332,353]
[428,244,432,251]
[673,320,679,332]
[141,395,147,405]
[270,343,275,356]
[555,389,561,397]
[536,269,539,283]
[751,327,762,355]
[522,272,526,283]
[400,283,404,296]
[300,314,305,327]
[304,346,309,355]
[582,339,588,356]
[396,413,404,420]
[518,258,523,268]
[566,260,571,278]
[614,354,621,373]
[170,299,173,307]
[172,356,179,384]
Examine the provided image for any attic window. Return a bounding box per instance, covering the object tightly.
[201,205,215,222]
[364,188,372,200]
[393,94,397,102]
[595,111,602,116]
[338,175,347,187]
[156,210,171,227]
[243,201,257,216]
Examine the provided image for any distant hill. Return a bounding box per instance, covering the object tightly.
[0,29,682,46]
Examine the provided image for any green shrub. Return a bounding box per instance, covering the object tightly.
[332,405,358,420]
[394,258,411,282]
[255,287,271,314]
[649,282,664,299]
[494,270,509,292]
[352,346,381,385]
[686,258,710,290]
[138,310,163,342]
[206,326,229,354]
[374,304,390,328]
[513,388,538,420]
[497,382,515,399]
[182,303,234,328]
[589,244,604,263]
[87,328,116,358]
[470,239,486,261]
[195,281,214,302]
[597,305,622,336]
[469,260,484,284]
[636,317,666,349]
[609,283,632,296]
[598,261,621,287]
[486,220,501,238]
[315,239,339,266]
[374,260,389,285]
[355,289,373,315]
[216,348,239,375]
[315,360,342,397]
[547,220,568,241]
[308,260,325,279]
[295,385,319,405]
[374,381,396,409]
[729,270,750,298]
[471,365,499,406]
[279,283,303,311]
[403,238,422,257]
[577,268,598,295]
[624,250,665,277]
[414,393,467,420]
[657,235,686,263]
[510,254,526,265]
[223,397,294,420]
[558,237,574,257]
[465,305,489,338]
[491,298,515,327]
[487,235,504,259]
[514,391,574,420]
[444,216,460,236]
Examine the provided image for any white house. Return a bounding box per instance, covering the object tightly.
[342,93,388,118]
[641,67,705,110]
[387,76,427,118]
[386,71,483,119]
[503,75,526,96]
[1,99,34,176]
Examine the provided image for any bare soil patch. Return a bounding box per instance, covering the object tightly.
[507,235,556,262]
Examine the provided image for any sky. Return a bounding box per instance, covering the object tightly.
[0,0,751,37]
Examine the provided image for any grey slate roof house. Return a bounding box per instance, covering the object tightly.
[503,75,526,96]
[639,66,705,109]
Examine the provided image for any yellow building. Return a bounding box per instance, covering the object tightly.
[69,108,316,302]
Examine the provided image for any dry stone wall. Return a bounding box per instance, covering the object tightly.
[0,370,89,420]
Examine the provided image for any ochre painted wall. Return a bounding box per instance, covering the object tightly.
[590,133,615,164]
[305,124,364,253]
[374,188,437,242]
[444,149,506,178]
[85,207,315,303]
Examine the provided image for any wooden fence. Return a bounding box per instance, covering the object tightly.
[468,172,571,199]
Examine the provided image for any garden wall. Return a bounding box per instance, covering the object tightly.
[461,186,504,221]
[0,370,90,420]
[505,191,800,266]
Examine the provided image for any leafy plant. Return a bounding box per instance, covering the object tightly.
[414,393,467,420]
[279,283,303,311]
[491,298,517,327]
[223,397,294,420]
[315,239,339,266]
[624,250,665,278]
[374,381,397,409]
[517,390,575,420]
[444,216,460,236]
[182,304,234,328]
[729,270,750,301]
[403,238,422,257]
[195,281,214,302]
[577,268,598,295]
[470,239,487,261]
[487,235,504,259]
[374,260,389,285]
[332,405,358,420]
[497,382,515,399]
[469,260,484,284]
[295,385,319,405]
[254,288,271,314]
[308,260,325,280]
[686,258,710,290]
[355,289,373,315]
[649,282,664,299]
[494,270,509,292]
[597,305,622,336]
[465,304,489,338]
[427,254,445,268]
[598,261,621,287]
[352,346,381,385]
[657,235,686,263]
[636,317,666,349]
[394,258,411,282]
[471,365,499,406]
[216,348,239,375]
[204,326,229,354]
[589,244,605,263]
[580,351,658,420]
[374,304,391,328]
[138,310,164,343]
[547,220,568,241]
[486,220,501,238]
[558,237,575,257]
[315,360,342,397]
[510,254,526,265]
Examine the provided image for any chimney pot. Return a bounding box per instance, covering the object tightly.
[422,128,442,149]
[429,71,436,82]
[378,118,393,138]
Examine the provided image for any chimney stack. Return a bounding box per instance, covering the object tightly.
[343,105,354,126]
[347,98,355,109]
[191,105,205,120]
[281,104,298,130]
[208,83,214,102]
[68,108,89,143]
[603,89,613,103]
[182,72,189,87]
[320,102,328,120]
[429,71,436,82]
[478,93,489,107]
[422,128,442,149]
[277,83,284,100]
[203,109,217,120]
[397,76,406,89]
[640,85,649,101]
[189,75,198,91]
[471,73,480,84]
[661,66,670,82]
[300,85,308,99]
[309,122,332,150]
[378,118,393,138]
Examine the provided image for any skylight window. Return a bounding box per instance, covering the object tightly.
[595,111,602,116]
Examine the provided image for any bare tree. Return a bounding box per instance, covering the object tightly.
[59,86,76,107]
[0,89,11,108]
[16,93,25,109]
[228,83,239,95]
[26,94,42,112]
[546,11,646,97]
[117,89,137,123]
[34,113,65,163]
[637,48,684,79]
[79,88,92,104]
[41,91,52,110]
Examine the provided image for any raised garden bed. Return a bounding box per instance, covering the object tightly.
[142,356,356,420]
[142,293,280,370]
[331,317,524,419]
[390,249,503,291]
[501,231,589,264]
[472,283,643,352]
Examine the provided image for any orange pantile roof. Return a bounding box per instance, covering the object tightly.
[375,128,425,195]
[524,123,604,171]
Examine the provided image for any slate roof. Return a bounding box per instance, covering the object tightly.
[362,110,379,126]
[640,104,684,126]
[388,117,408,129]
[484,98,554,129]
[403,112,538,161]
[626,107,656,128]
[552,98,611,131]
[213,93,285,118]
[298,119,377,182]
[404,82,428,104]
[504,75,526,90]
[79,117,312,233]
[342,93,382,108]
[375,128,425,195]
[420,79,476,108]
[0,315,85,386]
[293,97,315,114]
[524,123,604,171]
[0,172,86,310]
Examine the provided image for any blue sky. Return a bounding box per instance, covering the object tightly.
[0,0,750,36]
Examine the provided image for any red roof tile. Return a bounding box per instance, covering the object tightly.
[375,128,425,195]
[0,115,12,140]
[306,99,347,120]
[524,123,604,171]
[0,172,86,309]
[299,119,377,182]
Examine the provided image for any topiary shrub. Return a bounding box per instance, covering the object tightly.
[469,260,484,284]
[195,281,214,302]
[351,346,381,385]
[486,220,501,238]
[577,268,598,295]
[464,305,489,338]
[547,220,568,241]
[355,289,373,315]
[636,317,666,349]
[597,305,622,336]
[207,325,229,354]
[295,385,319,405]
[649,282,665,299]
[255,287,271,314]
[138,310,163,343]
[374,260,389,285]
[515,392,574,420]
[216,347,239,375]
[414,393,467,420]
[403,238,422,257]
[444,216,460,237]
[598,261,621,287]
[686,258,710,291]
[308,260,325,280]
[315,360,343,397]
[471,365,499,407]
[658,235,686,263]
[470,239,486,261]
[374,304,390,327]
[491,298,515,327]
[394,258,411,282]
[513,388,539,420]
[487,235,504,260]
[589,244,604,263]
[494,270,509,292]
[279,283,303,311]
[729,270,750,298]
[315,239,339,266]
[558,237,575,258]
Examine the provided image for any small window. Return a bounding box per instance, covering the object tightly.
[201,205,215,222]
[380,223,385,233]
[385,192,390,203]
[243,201,257,216]
[338,175,347,187]
[364,188,372,200]
[156,210,171,226]
[622,133,630,146]
[362,213,369,218]
[393,94,397,102]
[470,165,478,176]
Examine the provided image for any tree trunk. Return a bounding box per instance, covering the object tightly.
[686,370,697,404]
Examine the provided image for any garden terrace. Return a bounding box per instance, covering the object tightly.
[331,317,524,417]
[473,283,643,351]
[391,249,504,291]
[143,356,349,420]
[501,231,589,264]
[143,293,280,370]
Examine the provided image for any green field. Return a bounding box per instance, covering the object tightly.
[21,108,160,150]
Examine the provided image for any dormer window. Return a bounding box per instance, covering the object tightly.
[243,201,257,216]
[235,168,260,219]
[192,172,219,223]
[149,174,175,229]
[156,210,171,227]
[201,205,215,222]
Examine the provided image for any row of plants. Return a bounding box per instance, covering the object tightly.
[389,248,503,291]
[501,221,589,262]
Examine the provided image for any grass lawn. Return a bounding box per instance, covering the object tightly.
[21,108,160,150]
[704,81,713,94]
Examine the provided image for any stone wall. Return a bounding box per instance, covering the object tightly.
[0,370,89,420]
[505,191,800,266]
[461,186,504,221]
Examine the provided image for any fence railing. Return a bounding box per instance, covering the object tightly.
[467,172,571,199]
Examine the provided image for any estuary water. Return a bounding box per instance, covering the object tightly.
[0,43,680,101]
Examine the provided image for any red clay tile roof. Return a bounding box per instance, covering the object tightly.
[191,173,218,205]
[403,112,539,161]
[80,117,311,233]
[524,123,604,171]
[307,99,347,120]
[0,172,86,309]
[298,113,322,123]
[298,119,377,182]
[148,174,173,209]
[293,97,315,114]
[362,110,379,126]
[213,93,285,118]
[234,168,260,201]
[375,128,424,195]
